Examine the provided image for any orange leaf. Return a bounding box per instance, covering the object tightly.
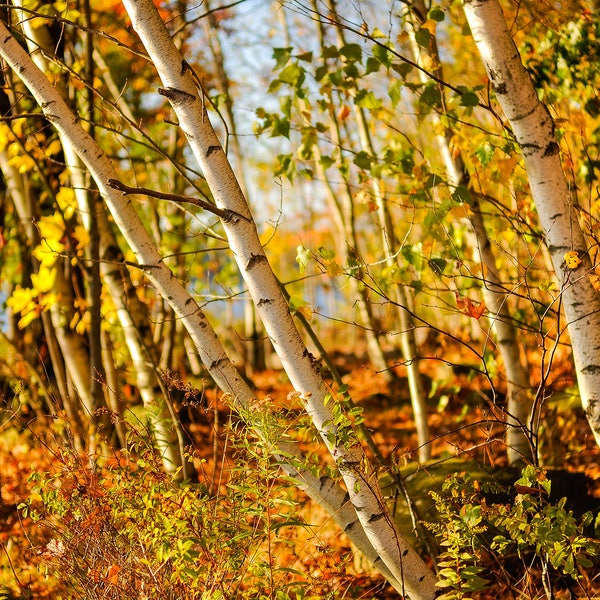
[337,104,351,121]
[455,292,485,319]
[106,564,120,585]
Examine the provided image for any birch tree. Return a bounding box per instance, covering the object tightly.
[463,0,600,447]
[0,7,437,597]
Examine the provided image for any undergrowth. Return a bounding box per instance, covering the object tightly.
[13,410,354,600]
[427,465,600,599]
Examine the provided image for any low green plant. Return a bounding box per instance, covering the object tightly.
[17,400,357,600]
[426,465,600,599]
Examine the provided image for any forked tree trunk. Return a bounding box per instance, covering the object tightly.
[0,18,436,596]
[463,0,600,447]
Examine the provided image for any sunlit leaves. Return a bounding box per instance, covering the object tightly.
[7,266,58,329]
[295,245,311,274]
[474,142,495,167]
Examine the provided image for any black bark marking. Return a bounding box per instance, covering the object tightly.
[257,298,274,306]
[402,549,409,556]
[368,512,384,523]
[41,100,55,108]
[419,575,426,582]
[582,364,600,375]
[158,86,196,105]
[210,357,228,370]
[3,36,11,44]
[205,145,220,157]
[344,520,357,533]
[543,141,560,157]
[181,59,191,75]
[185,297,194,305]
[493,82,507,95]
[246,253,267,270]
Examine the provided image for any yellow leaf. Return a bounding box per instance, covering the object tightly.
[18,309,40,330]
[7,287,37,313]
[46,139,63,157]
[421,19,437,35]
[564,251,581,269]
[31,267,57,294]
[74,224,90,254]
[589,273,600,291]
[7,154,36,174]
[56,187,77,219]
[296,304,313,322]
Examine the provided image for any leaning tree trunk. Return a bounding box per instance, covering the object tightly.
[0,16,437,596]
[10,4,192,477]
[462,0,600,447]
[118,1,436,594]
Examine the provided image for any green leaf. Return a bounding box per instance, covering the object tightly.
[428,257,447,275]
[322,45,339,59]
[296,51,313,62]
[354,89,382,110]
[429,7,445,22]
[451,185,473,204]
[459,88,480,107]
[392,62,413,79]
[317,246,336,261]
[420,82,441,108]
[273,47,293,69]
[353,151,373,170]
[415,27,431,49]
[365,56,380,74]
[474,142,495,167]
[372,44,391,67]
[388,80,402,107]
[278,62,305,87]
[315,64,328,82]
[339,43,362,62]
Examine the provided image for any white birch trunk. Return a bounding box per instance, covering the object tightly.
[118,2,437,596]
[463,0,600,446]
[0,18,425,594]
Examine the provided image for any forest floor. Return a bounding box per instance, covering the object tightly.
[1,341,600,599]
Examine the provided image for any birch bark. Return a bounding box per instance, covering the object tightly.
[0,17,425,594]
[463,0,600,445]
[118,1,437,595]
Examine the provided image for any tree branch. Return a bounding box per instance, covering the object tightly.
[106,178,249,223]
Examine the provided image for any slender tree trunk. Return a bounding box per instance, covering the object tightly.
[407,0,532,463]
[463,0,600,446]
[0,19,436,595]
[203,0,267,374]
